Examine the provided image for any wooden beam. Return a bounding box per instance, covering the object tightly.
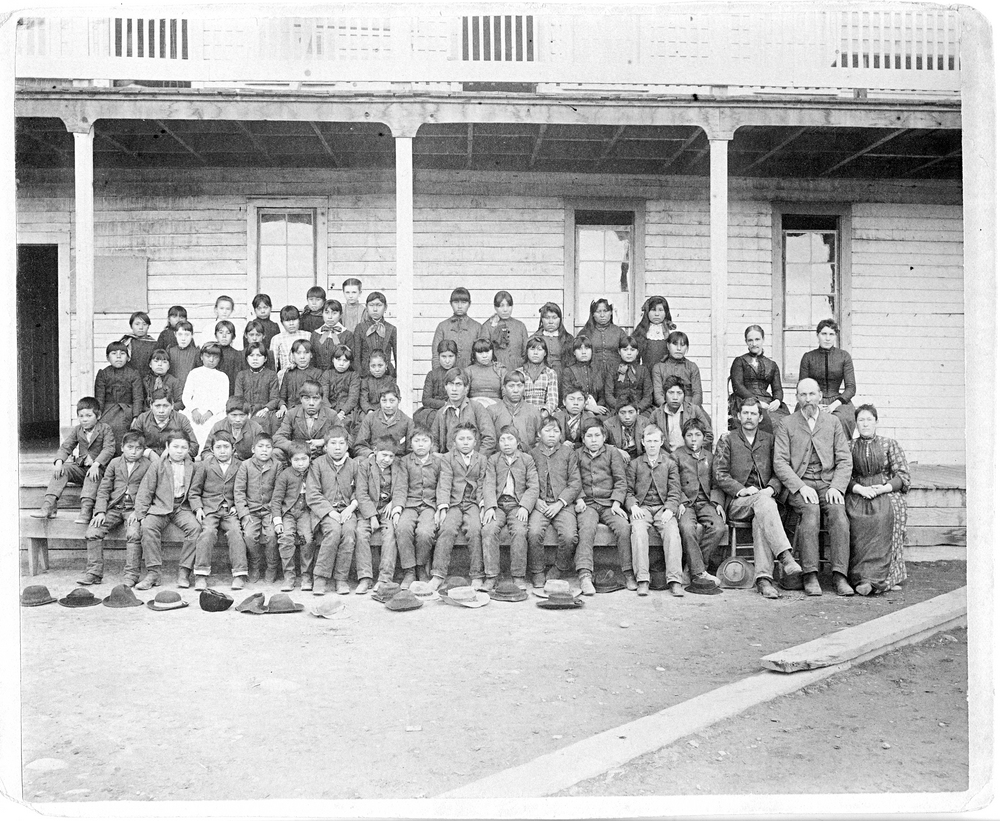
[154,120,206,164]
[594,124,627,168]
[661,127,702,173]
[528,123,547,168]
[308,122,339,166]
[908,147,962,174]
[818,128,910,176]
[234,122,271,162]
[96,131,140,159]
[465,123,473,169]
[738,126,808,174]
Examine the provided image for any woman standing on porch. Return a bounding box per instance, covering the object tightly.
[483,290,529,371]
[729,325,789,433]
[798,319,858,438]
[580,298,628,379]
[845,405,910,595]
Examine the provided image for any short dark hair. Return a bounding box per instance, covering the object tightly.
[215,320,236,338]
[174,320,194,334]
[150,348,170,363]
[379,385,402,400]
[619,334,640,351]
[286,441,310,458]
[254,432,273,445]
[410,426,433,443]
[212,431,235,446]
[243,341,269,362]
[493,290,513,308]
[299,380,322,397]
[581,418,605,438]
[454,422,479,440]
[106,341,129,357]
[129,311,151,327]
[290,339,313,358]
[572,336,593,353]
[502,370,526,386]
[497,425,521,446]
[279,305,300,322]
[200,342,223,359]
[682,418,706,437]
[167,305,188,319]
[77,397,100,414]
[149,388,172,404]
[122,431,146,447]
[366,291,387,307]
[226,397,250,414]
[325,427,350,444]
[450,287,471,303]
[667,330,689,348]
[663,375,686,394]
[816,318,840,335]
[332,344,354,362]
[445,367,470,386]
[164,429,190,446]
[324,299,343,314]
[306,286,326,300]
[739,396,761,410]
[368,350,387,364]
[252,293,272,309]
[436,339,459,356]
[373,436,399,455]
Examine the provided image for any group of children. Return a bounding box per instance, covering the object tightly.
[34,281,741,598]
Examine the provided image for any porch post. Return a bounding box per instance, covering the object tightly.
[68,120,96,402]
[394,131,416,412]
[708,136,731,431]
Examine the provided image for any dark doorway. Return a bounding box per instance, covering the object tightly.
[17,245,60,442]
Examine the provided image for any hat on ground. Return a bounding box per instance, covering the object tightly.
[441,576,470,594]
[21,585,56,607]
[532,578,582,599]
[594,568,626,594]
[310,600,348,619]
[265,593,304,614]
[440,586,491,609]
[199,588,234,612]
[103,584,144,608]
[58,588,102,608]
[235,592,267,614]
[408,580,441,602]
[649,570,669,591]
[385,590,423,612]
[146,590,189,611]
[778,571,805,591]
[717,556,755,589]
[537,591,584,610]
[490,580,528,602]
[685,577,723,596]
[371,582,401,603]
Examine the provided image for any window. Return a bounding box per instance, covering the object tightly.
[256,209,316,310]
[574,210,635,332]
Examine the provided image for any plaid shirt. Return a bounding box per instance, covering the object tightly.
[515,365,560,414]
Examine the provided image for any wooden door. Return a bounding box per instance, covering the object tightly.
[17,245,60,440]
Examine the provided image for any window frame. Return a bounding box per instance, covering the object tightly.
[771,202,852,382]
[564,198,646,333]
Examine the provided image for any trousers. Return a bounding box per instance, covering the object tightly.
[242,512,278,573]
[140,506,201,569]
[436,504,483,578]
[727,491,793,580]
[314,512,357,581]
[527,504,579,574]
[482,498,529,577]
[630,505,683,583]
[678,500,726,575]
[578,503,632,574]
[397,505,436,570]
[784,480,850,575]
[85,507,141,580]
[278,509,316,576]
[355,513,399,582]
[194,509,247,577]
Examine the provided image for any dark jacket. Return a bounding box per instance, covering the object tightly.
[487,401,544,451]
[359,374,399,414]
[529,443,582,506]
[650,401,714,452]
[602,413,651,460]
[269,466,313,523]
[55,422,117,468]
[130,410,199,456]
[420,365,451,413]
[94,455,153,514]
[436,450,488,509]
[401,452,444,509]
[773,409,854,498]
[673,445,718,505]
[322,369,360,416]
[712,429,782,510]
[280,367,325,410]
[607,363,654,414]
[356,458,407,519]
[142,373,183,411]
[190,457,240,515]
[561,362,613,407]
[310,328,355,371]
[434,400,497,456]
[730,353,784,404]
[625,452,682,515]
[94,365,144,421]
[353,318,398,377]
[305,454,359,519]
[577,445,627,507]
[272,406,339,455]
[133,456,197,517]
[484,451,539,512]
[201,417,265,462]
[353,410,415,460]
[652,358,704,408]
[234,368,280,415]
[798,347,857,405]
[234,456,280,519]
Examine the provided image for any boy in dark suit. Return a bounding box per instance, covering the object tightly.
[353,384,414,459]
[270,442,316,591]
[433,368,496,456]
[395,428,441,590]
[235,432,280,584]
[354,436,407,594]
[528,418,582,587]
[674,418,726,586]
[81,431,152,586]
[603,400,650,462]
[550,388,587,449]
[189,430,246,590]
[272,380,338,459]
[131,389,199,457]
[202,397,265,462]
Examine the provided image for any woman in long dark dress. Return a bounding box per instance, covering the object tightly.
[798,318,857,438]
[579,298,628,380]
[729,324,789,433]
[845,404,910,595]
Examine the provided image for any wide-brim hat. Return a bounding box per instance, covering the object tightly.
[235,592,267,614]
[490,580,528,602]
[685,577,723,596]
[440,586,491,608]
[385,590,423,612]
[265,593,304,614]
[537,592,584,610]
[310,600,348,619]
[146,590,189,611]
[532,578,582,599]
[649,570,668,591]
[717,557,755,589]
[778,571,805,591]
[199,588,234,612]
[103,584,144,608]
[58,587,102,608]
[21,585,56,607]
[441,575,470,594]
[594,568,626,594]
[372,582,402,603]
[408,580,441,602]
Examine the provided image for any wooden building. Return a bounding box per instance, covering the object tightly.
[7,3,986,475]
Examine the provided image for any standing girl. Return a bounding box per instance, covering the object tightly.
[535,302,575,380]
[484,290,529,372]
[652,331,705,411]
[234,342,280,433]
[182,343,231,449]
[579,298,628,379]
[310,299,355,372]
[631,295,676,367]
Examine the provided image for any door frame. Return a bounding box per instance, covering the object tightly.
[17,230,72,432]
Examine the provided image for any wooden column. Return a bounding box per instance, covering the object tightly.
[394,133,415,412]
[69,121,96,402]
[709,136,730,431]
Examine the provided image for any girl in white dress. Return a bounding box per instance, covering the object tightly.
[182,343,231,451]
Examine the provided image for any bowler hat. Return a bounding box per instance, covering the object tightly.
[20,585,56,607]
[199,588,234,612]
[537,591,584,610]
[58,587,102,608]
[371,582,401,603]
[385,590,423,612]
[265,593,304,614]
[103,584,144,608]
[310,600,348,619]
[532,578,582,599]
[649,570,669,591]
[717,557,755,589]
[490,580,528,602]
[235,592,267,614]
[440,586,490,608]
[778,571,805,591]
[685,577,723,596]
[594,568,626,594]
[146,590,189,611]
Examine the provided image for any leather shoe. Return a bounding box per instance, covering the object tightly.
[512,576,528,590]
[301,574,314,591]
[354,578,372,595]
[312,577,326,596]
[135,571,160,591]
[77,573,102,586]
[531,572,547,589]
[579,574,596,596]
[624,571,638,591]
[336,580,351,595]
[280,572,296,592]
[194,575,208,591]
[231,575,246,591]
[779,551,802,576]
[804,572,823,596]
[667,581,685,597]
[637,581,650,597]
[400,569,416,589]
[834,573,855,596]
[176,567,191,589]
[757,578,780,599]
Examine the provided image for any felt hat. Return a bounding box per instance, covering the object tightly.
[441,576,470,593]
[717,556,755,589]
[537,591,584,610]
[490,580,528,602]
[778,571,805,591]
[103,584,144,608]
[594,568,626,594]
[20,585,56,607]
[408,581,441,602]
[310,600,348,619]
[685,577,723,596]
[649,570,669,591]
[371,582,401,603]
[440,586,491,608]
[199,588,234,612]
[532,578,582,599]
[146,590,189,611]
[235,592,267,614]
[58,587,102,608]
[385,590,423,612]
[265,593,304,614]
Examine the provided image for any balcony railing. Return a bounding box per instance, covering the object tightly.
[14,4,962,95]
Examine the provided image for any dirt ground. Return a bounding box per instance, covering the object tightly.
[562,627,969,797]
[18,557,966,803]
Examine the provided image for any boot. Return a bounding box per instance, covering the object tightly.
[135,569,161,591]
[579,571,596,596]
[779,550,802,576]
[73,499,95,525]
[624,570,638,591]
[247,565,262,584]
[31,495,58,519]
[176,567,192,589]
[264,567,278,584]
[280,572,296,592]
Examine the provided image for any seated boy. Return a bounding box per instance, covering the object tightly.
[487,371,544,451]
[528,418,582,587]
[354,436,407,595]
[143,348,183,410]
[270,442,317,591]
[202,397,265,462]
[395,427,441,590]
[81,431,152,586]
[353,384,414,460]
[131,389,199,458]
[433,367,496,456]
[675,418,726,585]
[626,424,684,597]
[305,428,359,595]
[95,340,144,452]
[359,350,398,417]
[603,401,650,462]
[433,423,488,591]
[272,380,338,460]
[550,388,588,449]
[190,431,247,590]
[651,376,714,454]
[235,432,280,584]
[132,429,202,590]
[414,339,458,430]
[32,397,116,523]
[482,426,540,590]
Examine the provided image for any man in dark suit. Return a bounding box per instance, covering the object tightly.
[714,397,801,599]
[773,378,854,597]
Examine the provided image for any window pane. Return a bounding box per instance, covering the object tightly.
[577,229,605,260]
[259,213,286,245]
[786,294,811,326]
[286,246,315,278]
[812,263,837,296]
[784,232,813,263]
[259,246,287,278]
[287,214,314,246]
[783,329,815,368]
[785,263,812,295]
[812,295,836,324]
[819,232,837,263]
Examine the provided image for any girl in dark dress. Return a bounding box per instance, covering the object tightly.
[278,339,324,415]
[234,342,280,433]
[322,344,361,433]
[798,318,857,438]
[631,295,676,367]
[213,320,244,395]
[579,298,628,380]
[535,302,576,381]
[562,336,612,418]
[729,324,789,433]
[121,310,156,379]
[415,339,458,429]
[95,340,144,453]
[309,299,355,372]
